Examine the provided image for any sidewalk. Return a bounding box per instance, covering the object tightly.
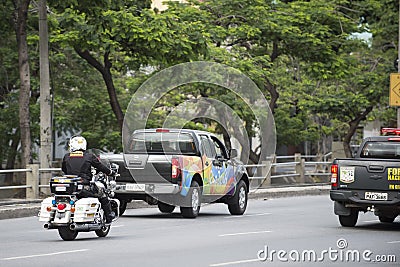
[0,184,331,220]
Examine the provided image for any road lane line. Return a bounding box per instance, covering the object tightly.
[210,258,259,266]
[387,241,400,244]
[1,249,89,261]
[219,230,271,237]
[224,212,271,219]
[362,220,380,223]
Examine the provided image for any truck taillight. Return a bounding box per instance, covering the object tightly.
[331,164,338,188]
[156,128,170,133]
[171,157,181,180]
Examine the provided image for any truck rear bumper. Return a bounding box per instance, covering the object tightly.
[330,190,400,206]
[115,182,180,195]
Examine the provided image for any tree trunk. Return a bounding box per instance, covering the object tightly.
[343,106,373,158]
[14,0,32,169]
[75,49,124,132]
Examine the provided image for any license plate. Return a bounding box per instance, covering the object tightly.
[365,192,388,201]
[56,211,66,219]
[55,186,66,192]
[125,183,145,192]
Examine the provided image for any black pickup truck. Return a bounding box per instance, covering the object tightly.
[103,128,249,218]
[330,136,400,227]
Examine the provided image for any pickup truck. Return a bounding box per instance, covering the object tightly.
[330,136,400,227]
[105,128,249,218]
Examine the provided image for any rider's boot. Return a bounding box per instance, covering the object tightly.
[99,197,115,224]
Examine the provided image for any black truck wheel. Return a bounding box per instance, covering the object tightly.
[180,181,201,218]
[158,202,175,213]
[119,200,127,215]
[379,216,396,223]
[228,180,248,215]
[58,226,78,241]
[338,209,358,227]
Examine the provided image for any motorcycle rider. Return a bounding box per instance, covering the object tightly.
[62,136,116,223]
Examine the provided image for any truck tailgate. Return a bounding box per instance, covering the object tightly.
[124,154,173,183]
[337,159,400,191]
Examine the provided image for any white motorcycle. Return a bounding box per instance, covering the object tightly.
[39,160,120,241]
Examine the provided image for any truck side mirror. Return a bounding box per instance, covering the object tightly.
[230,149,238,159]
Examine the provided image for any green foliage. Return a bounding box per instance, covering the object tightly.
[2,0,400,169]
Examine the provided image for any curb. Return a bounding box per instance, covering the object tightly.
[249,184,330,200]
[0,185,330,220]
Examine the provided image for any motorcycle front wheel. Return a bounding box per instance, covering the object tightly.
[58,226,78,241]
[95,225,110,237]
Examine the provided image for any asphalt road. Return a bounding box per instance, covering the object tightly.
[0,195,399,267]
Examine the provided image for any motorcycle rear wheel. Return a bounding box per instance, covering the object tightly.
[58,227,78,241]
[95,225,110,237]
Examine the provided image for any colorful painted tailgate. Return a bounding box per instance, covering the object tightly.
[106,128,249,218]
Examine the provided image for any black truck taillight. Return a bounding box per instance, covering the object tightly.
[331,164,338,188]
[171,157,181,182]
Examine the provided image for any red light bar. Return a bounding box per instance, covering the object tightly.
[388,137,400,141]
[156,128,170,133]
[381,128,400,136]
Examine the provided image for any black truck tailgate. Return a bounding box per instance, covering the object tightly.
[336,158,400,191]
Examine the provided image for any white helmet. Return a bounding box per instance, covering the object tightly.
[69,136,87,152]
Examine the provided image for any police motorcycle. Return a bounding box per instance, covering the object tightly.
[39,151,120,241]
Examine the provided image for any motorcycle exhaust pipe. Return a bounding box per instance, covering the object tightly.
[44,223,56,229]
[70,223,103,231]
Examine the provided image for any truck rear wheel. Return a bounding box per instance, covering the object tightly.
[338,209,358,227]
[158,202,175,213]
[379,216,396,223]
[180,181,201,218]
[228,180,248,215]
[119,200,127,215]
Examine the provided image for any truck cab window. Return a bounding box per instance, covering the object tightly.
[200,135,215,158]
[211,136,227,159]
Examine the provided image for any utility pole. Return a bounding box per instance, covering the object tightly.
[39,0,52,194]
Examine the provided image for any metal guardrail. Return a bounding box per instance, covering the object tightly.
[245,153,332,188]
[0,168,62,189]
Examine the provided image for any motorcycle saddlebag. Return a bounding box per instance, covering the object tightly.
[50,175,83,195]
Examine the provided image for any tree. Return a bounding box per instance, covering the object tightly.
[167,0,366,159]
[50,0,208,132]
[13,0,33,169]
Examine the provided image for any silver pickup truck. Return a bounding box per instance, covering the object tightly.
[105,128,249,218]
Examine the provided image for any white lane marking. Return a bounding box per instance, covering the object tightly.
[224,212,271,219]
[210,258,259,266]
[219,230,271,237]
[1,249,89,261]
[362,220,380,223]
[387,241,400,244]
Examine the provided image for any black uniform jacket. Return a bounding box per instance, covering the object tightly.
[62,150,111,185]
